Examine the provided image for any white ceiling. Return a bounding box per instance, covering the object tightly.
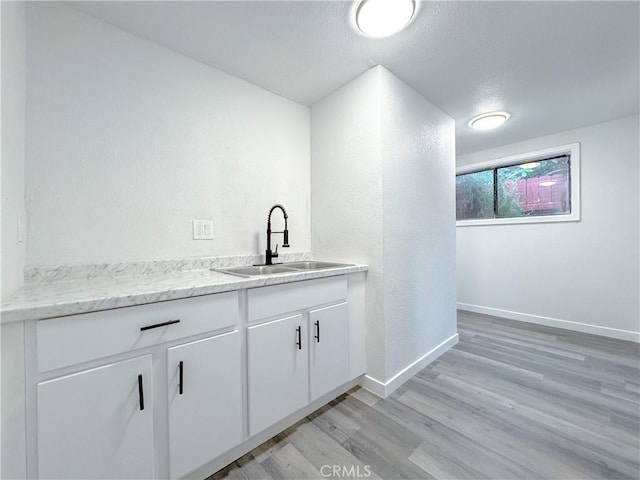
[69,1,639,154]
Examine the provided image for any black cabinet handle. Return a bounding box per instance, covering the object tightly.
[138,374,145,411]
[314,320,320,342]
[179,361,184,395]
[140,319,180,331]
[296,326,302,350]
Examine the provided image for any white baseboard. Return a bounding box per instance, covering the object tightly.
[360,333,459,398]
[359,373,386,398]
[457,303,640,343]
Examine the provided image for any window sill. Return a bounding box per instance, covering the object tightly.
[456,212,581,227]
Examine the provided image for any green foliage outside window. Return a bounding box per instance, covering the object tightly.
[456,170,493,220]
[457,156,570,221]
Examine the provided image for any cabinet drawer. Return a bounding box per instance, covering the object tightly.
[247,276,347,322]
[37,292,239,373]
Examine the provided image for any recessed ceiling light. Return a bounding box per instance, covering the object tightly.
[468,112,510,131]
[539,181,556,186]
[355,0,415,38]
[520,162,540,169]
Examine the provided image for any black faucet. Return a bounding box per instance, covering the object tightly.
[265,204,289,265]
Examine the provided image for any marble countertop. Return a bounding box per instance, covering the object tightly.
[1,264,367,324]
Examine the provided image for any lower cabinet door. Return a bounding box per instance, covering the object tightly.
[310,302,350,401]
[167,331,242,479]
[37,355,154,479]
[248,314,308,436]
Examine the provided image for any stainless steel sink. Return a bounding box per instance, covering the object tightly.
[214,265,299,278]
[213,261,354,278]
[282,261,354,270]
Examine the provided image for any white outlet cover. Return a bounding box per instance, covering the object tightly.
[193,219,213,240]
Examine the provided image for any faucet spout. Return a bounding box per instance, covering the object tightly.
[266,204,290,265]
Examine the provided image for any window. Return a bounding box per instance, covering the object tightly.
[456,170,494,220]
[456,143,580,226]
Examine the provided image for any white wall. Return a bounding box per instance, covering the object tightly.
[457,115,640,341]
[25,3,310,267]
[1,1,27,298]
[1,5,28,475]
[312,66,457,395]
[311,67,385,380]
[380,68,457,377]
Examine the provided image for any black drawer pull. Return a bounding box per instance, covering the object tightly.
[179,361,184,395]
[296,326,302,350]
[138,374,145,411]
[140,319,180,331]
[314,320,320,342]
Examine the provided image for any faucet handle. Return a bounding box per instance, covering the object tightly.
[273,244,279,258]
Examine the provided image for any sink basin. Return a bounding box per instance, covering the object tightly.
[282,261,355,270]
[213,261,355,278]
[214,265,299,278]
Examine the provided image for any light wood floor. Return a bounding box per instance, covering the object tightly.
[210,311,640,480]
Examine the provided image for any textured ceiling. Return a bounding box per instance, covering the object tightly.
[69,1,639,154]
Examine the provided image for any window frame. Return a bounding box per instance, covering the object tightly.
[456,143,581,226]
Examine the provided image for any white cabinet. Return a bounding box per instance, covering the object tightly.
[37,292,239,373]
[167,331,242,479]
[246,277,351,436]
[11,275,362,480]
[309,302,349,401]
[34,292,241,480]
[247,314,308,436]
[37,355,154,480]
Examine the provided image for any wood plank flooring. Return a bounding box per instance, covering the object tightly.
[209,311,640,480]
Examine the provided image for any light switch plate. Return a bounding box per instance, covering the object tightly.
[193,219,213,240]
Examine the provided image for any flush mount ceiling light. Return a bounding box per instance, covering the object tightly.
[468,111,510,131]
[355,0,416,38]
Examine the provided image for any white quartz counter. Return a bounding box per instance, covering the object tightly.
[1,265,367,323]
